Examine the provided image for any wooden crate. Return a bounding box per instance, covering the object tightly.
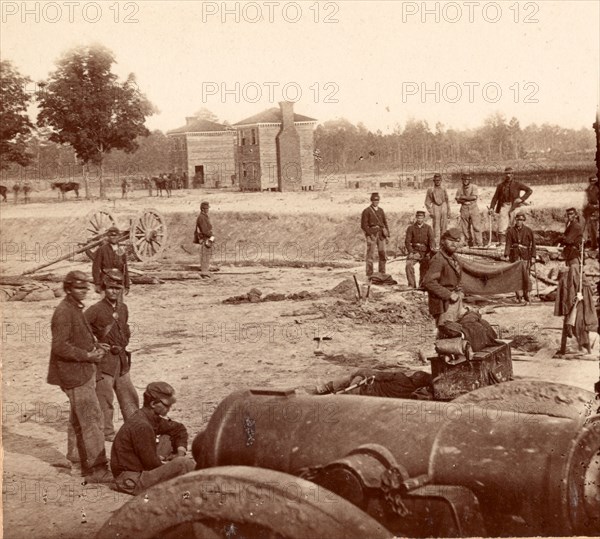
[429,342,513,401]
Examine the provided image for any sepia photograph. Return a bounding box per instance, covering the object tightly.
[1,1,599,537]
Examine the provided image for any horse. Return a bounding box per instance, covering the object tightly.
[51,182,80,200]
[0,186,7,202]
[153,176,172,197]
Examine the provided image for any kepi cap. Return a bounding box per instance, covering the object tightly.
[64,271,90,287]
[370,192,380,201]
[441,227,462,241]
[515,211,526,220]
[145,382,177,405]
[504,167,514,173]
[200,201,210,208]
[415,210,426,216]
[107,226,120,234]
[461,174,472,181]
[102,268,124,288]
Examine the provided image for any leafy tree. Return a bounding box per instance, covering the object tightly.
[0,61,34,170]
[36,44,155,198]
[192,107,219,123]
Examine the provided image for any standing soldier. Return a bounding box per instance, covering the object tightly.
[560,207,583,264]
[425,173,451,250]
[194,201,215,278]
[92,226,130,295]
[504,212,536,304]
[360,192,390,278]
[12,183,20,204]
[583,176,599,251]
[489,167,533,244]
[121,178,129,199]
[47,271,112,483]
[422,228,464,330]
[85,269,139,442]
[455,174,482,247]
[23,181,31,203]
[404,210,435,289]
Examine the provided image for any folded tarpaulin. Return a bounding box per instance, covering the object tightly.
[457,256,530,296]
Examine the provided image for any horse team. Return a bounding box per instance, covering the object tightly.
[0,173,188,203]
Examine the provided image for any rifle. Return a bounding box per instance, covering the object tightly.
[566,234,585,327]
[335,375,376,394]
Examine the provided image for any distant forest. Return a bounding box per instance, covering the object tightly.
[2,112,595,184]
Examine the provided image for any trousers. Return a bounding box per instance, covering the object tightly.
[405,252,430,288]
[365,235,386,276]
[459,205,482,246]
[199,243,212,274]
[95,370,139,440]
[114,457,195,496]
[63,376,107,474]
[430,205,448,250]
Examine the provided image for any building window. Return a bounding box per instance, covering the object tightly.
[251,129,256,145]
[241,130,246,146]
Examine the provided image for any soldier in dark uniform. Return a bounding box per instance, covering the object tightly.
[47,271,112,483]
[560,207,583,264]
[504,211,536,304]
[111,382,195,495]
[193,201,214,277]
[85,269,139,442]
[361,192,390,277]
[489,167,533,244]
[583,176,599,251]
[404,210,435,288]
[92,226,130,295]
[422,228,464,330]
[23,181,31,203]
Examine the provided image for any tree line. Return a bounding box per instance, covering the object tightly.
[1,46,596,195]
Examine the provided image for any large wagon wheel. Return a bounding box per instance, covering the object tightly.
[130,208,168,262]
[96,466,390,539]
[82,208,116,260]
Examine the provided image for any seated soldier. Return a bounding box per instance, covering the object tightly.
[312,368,433,400]
[111,382,195,495]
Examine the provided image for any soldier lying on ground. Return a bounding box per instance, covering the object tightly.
[309,369,434,400]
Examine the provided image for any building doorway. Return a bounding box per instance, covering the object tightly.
[194,165,204,188]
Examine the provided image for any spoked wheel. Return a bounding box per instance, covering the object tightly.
[96,466,391,539]
[82,208,116,260]
[131,208,168,262]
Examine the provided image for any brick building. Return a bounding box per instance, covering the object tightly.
[167,118,236,188]
[233,102,317,191]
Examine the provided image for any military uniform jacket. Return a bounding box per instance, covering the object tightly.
[505,225,536,261]
[405,223,435,253]
[85,298,131,377]
[361,206,389,238]
[47,295,98,389]
[561,219,583,261]
[490,180,532,213]
[425,187,450,213]
[110,408,188,477]
[194,213,213,243]
[422,250,462,316]
[92,243,130,289]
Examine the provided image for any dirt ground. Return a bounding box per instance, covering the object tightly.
[1,186,598,538]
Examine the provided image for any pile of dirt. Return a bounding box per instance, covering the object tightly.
[223,288,319,304]
[0,282,62,302]
[511,334,544,353]
[329,279,359,301]
[317,293,431,326]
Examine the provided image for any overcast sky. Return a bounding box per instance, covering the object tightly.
[2,0,598,133]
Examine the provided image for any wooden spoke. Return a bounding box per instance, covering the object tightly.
[82,208,116,261]
[131,208,167,262]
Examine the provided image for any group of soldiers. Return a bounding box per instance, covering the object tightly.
[362,171,599,351]
[47,223,194,489]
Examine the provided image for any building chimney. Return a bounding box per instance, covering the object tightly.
[276,102,302,192]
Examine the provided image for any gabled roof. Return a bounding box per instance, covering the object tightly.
[234,107,317,126]
[167,118,232,134]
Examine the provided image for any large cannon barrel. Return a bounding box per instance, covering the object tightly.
[194,388,599,537]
